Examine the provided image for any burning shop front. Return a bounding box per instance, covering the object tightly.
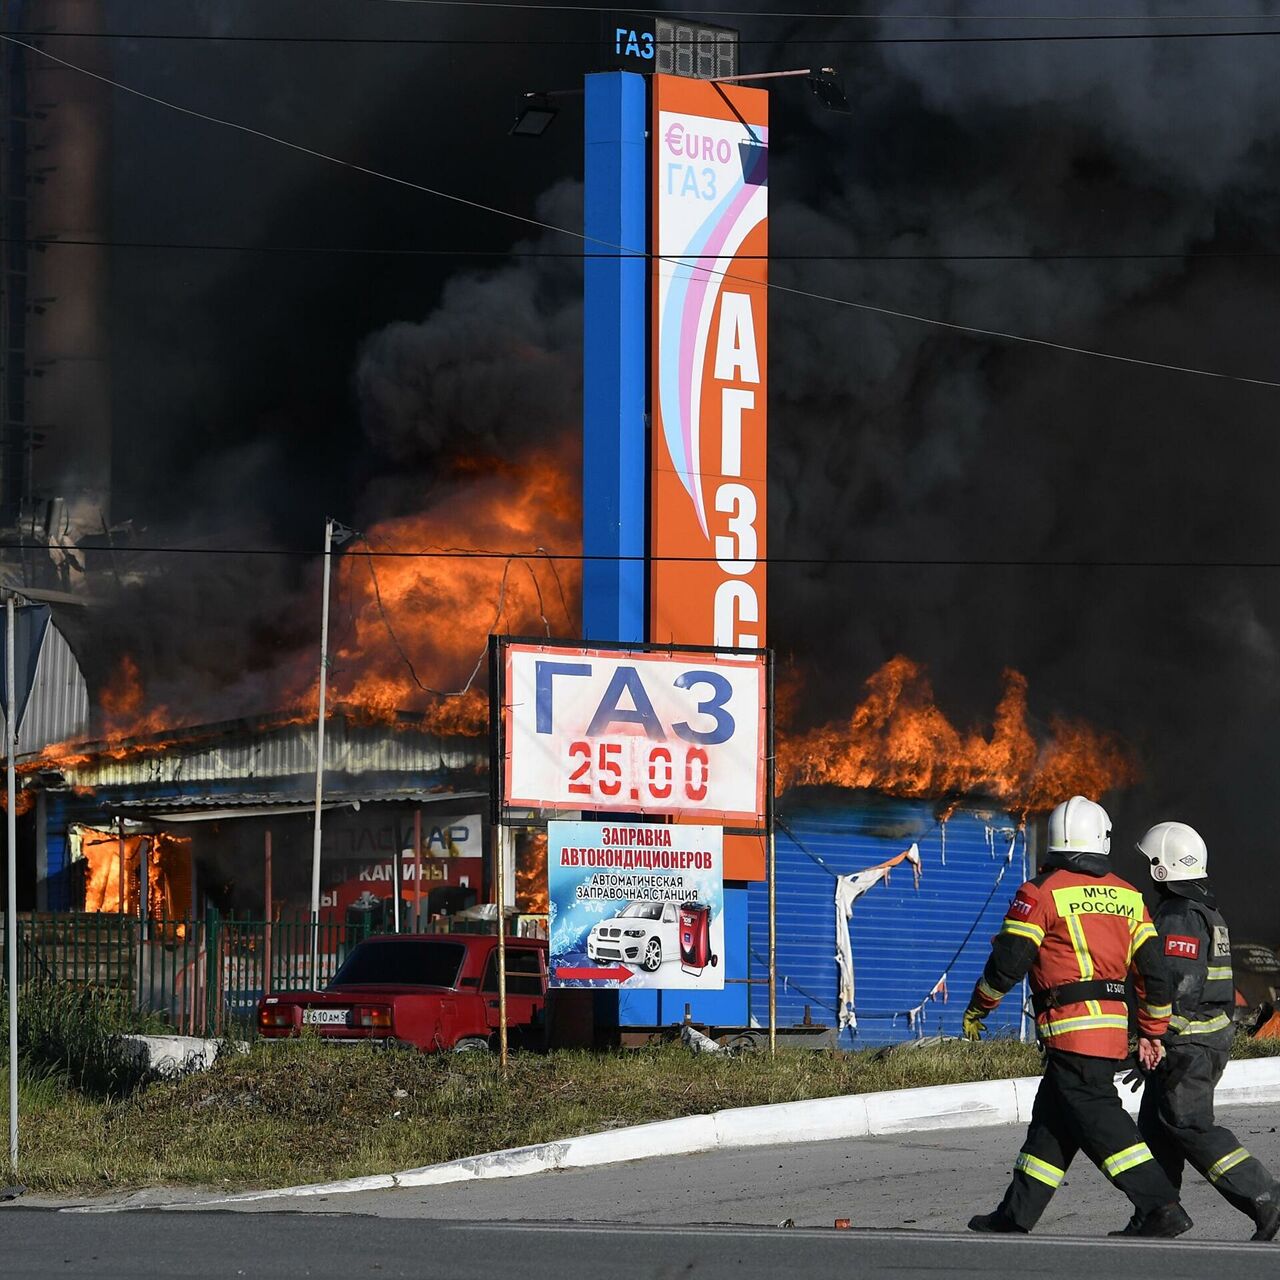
[22,709,500,928]
[604,659,1139,1048]
[602,789,1035,1049]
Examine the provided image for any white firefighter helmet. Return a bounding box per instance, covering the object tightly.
[1138,821,1208,883]
[1047,795,1111,858]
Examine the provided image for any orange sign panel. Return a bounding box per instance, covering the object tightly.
[650,74,767,654]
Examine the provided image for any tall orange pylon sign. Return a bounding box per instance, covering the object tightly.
[649,75,768,654]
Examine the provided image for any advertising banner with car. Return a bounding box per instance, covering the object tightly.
[546,819,723,990]
[500,641,767,825]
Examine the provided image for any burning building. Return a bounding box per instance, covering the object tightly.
[1,437,578,924]
[609,656,1140,1047]
[21,708,491,928]
[8,19,1264,1051]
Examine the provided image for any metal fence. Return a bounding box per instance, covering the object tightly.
[7,912,382,1038]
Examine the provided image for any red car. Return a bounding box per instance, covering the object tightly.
[256,933,548,1053]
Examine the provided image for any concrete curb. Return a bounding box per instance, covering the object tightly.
[192,1055,1280,1207]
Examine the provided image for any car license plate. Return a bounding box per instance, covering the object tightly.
[303,1008,350,1026]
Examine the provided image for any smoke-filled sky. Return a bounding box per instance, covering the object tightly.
[18,1,1280,934]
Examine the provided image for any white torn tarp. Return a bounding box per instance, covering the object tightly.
[902,828,1023,1036]
[835,843,922,1031]
[906,972,949,1035]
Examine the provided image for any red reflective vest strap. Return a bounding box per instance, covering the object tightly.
[996,868,1162,1059]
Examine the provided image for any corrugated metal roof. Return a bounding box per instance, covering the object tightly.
[109,788,487,818]
[52,715,486,790]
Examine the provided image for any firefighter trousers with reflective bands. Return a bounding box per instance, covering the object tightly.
[1139,1042,1278,1223]
[996,1050,1179,1231]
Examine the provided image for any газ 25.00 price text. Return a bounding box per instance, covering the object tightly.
[501,642,766,824]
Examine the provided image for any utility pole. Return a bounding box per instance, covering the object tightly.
[309,519,352,987]
[7,592,19,1180]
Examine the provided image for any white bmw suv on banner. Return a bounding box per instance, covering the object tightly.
[587,901,680,972]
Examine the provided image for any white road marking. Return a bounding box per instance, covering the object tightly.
[460,1220,1270,1253]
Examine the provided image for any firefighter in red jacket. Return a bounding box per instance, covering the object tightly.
[963,796,1192,1238]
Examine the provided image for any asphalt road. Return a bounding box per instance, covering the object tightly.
[2,1212,1279,1280]
[4,1102,1278,1277]
[164,1100,1280,1239]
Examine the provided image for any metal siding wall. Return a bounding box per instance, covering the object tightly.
[19,620,89,751]
[747,799,1029,1047]
[44,789,76,911]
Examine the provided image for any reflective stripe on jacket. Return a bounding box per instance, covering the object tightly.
[969,861,1170,1059]
[1154,892,1235,1049]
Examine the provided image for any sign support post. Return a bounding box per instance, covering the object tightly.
[494,821,508,1070]
[767,827,776,1055]
[489,637,509,1072]
[767,653,776,1056]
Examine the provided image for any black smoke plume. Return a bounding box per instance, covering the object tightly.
[44,2,1280,938]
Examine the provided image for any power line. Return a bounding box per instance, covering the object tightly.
[7,543,1280,569]
[362,540,513,694]
[12,26,1280,43]
[5,34,1278,392]
[368,1,1280,20]
[10,236,1280,262]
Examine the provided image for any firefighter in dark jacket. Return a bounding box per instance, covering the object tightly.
[962,796,1191,1238]
[1117,821,1280,1241]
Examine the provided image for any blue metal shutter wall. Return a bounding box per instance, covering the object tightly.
[747,796,1031,1046]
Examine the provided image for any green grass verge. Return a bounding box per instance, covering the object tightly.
[2,984,167,1098]
[5,1034,1277,1197]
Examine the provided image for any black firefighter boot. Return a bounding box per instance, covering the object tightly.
[1251,1199,1280,1242]
[1130,1203,1193,1238]
[967,1211,1027,1234]
[1108,1212,1142,1237]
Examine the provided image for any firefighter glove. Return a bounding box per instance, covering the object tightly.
[962,1007,987,1041]
[1120,1063,1144,1094]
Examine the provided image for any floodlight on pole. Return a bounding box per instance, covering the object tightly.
[509,94,559,138]
[509,86,587,140]
[711,65,850,114]
[806,69,851,114]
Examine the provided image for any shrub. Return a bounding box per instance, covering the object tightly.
[0,983,159,1098]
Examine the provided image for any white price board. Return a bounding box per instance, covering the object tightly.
[500,643,766,823]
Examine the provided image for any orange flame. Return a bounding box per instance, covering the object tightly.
[25,448,581,766]
[777,656,1139,815]
[310,451,581,733]
[0,788,35,815]
[78,826,193,921]
[100,655,173,738]
[515,830,549,914]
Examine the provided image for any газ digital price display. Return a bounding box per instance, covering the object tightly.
[499,642,767,824]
